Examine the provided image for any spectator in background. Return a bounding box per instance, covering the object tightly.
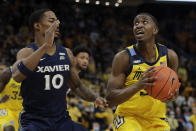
[190,102,196,131]
[182,106,193,130]
[168,110,179,131]
[175,107,185,131]
[67,98,82,123]
[178,62,188,84]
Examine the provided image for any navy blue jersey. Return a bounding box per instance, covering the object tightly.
[20,43,70,117]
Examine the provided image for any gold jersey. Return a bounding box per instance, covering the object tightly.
[115,44,168,118]
[0,77,22,111]
[190,114,196,131]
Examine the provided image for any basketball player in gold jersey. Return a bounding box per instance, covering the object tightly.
[106,13,179,131]
[0,67,22,131]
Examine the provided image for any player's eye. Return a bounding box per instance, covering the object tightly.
[143,21,148,24]
[135,22,139,25]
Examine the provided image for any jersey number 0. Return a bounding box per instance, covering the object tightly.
[44,74,64,90]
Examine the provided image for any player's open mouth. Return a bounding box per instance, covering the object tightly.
[136,30,144,35]
[136,30,144,37]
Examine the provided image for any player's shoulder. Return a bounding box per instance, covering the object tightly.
[65,48,72,54]
[64,48,73,59]
[112,50,130,72]
[114,50,129,61]
[167,48,178,60]
[167,48,177,55]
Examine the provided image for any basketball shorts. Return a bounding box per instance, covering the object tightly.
[113,113,170,131]
[19,110,87,131]
[0,108,15,130]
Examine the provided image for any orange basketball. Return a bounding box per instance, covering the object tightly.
[145,66,180,102]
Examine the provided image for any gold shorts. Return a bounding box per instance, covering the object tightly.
[113,113,170,131]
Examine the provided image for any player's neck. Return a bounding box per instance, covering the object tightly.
[34,34,45,47]
[137,40,157,62]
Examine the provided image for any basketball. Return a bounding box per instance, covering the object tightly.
[145,66,181,102]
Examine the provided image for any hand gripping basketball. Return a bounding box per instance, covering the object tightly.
[145,66,181,102]
[136,67,157,90]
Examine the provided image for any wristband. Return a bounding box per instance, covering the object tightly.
[17,61,33,76]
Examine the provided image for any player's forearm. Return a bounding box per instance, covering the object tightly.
[106,83,141,107]
[68,68,97,102]
[76,84,98,102]
[69,81,97,101]
[12,45,47,82]
[20,45,47,71]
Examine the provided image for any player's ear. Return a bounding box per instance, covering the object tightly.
[34,23,40,31]
[153,26,159,35]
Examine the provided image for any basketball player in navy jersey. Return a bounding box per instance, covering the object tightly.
[12,9,107,131]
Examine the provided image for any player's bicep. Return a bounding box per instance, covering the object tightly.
[168,49,178,72]
[107,51,129,91]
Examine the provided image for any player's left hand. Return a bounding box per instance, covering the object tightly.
[163,89,179,103]
[94,97,108,108]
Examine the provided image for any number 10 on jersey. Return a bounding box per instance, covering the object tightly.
[44,74,64,90]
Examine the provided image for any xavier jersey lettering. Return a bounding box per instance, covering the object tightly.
[115,44,168,118]
[20,43,70,117]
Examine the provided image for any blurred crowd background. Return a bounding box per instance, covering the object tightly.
[0,0,196,131]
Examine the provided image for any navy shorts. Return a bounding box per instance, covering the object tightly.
[19,111,87,131]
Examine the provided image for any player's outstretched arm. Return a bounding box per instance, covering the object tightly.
[106,50,156,108]
[0,67,11,92]
[0,67,11,103]
[12,21,60,82]
[66,48,107,107]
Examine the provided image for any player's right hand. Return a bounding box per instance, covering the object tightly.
[136,67,157,89]
[0,95,9,103]
[44,20,60,49]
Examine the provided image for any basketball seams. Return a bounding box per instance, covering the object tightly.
[150,67,163,96]
[145,66,180,102]
[160,72,180,101]
[154,70,172,99]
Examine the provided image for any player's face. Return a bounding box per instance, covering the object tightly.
[75,52,89,71]
[133,15,157,42]
[39,11,60,37]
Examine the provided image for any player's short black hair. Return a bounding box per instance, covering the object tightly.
[73,45,91,57]
[29,9,51,32]
[134,12,159,30]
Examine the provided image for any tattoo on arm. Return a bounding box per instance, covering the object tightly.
[66,48,97,101]
[68,68,97,101]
